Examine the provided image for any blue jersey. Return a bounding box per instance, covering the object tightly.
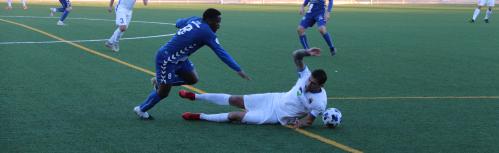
[158,16,241,72]
[59,0,71,8]
[303,0,332,13]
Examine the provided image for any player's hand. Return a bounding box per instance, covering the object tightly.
[307,47,321,56]
[324,13,330,22]
[143,0,148,6]
[293,119,302,128]
[107,6,113,13]
[66,7,72,11]
[299,7,305,15]
[237,71,251,80]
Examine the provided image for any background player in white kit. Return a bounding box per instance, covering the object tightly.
[180,47,329,128]
[5,0,28,10]
[105,0,148,52]
[470,0,495,23]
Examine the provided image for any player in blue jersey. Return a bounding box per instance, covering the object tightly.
[49,0,72,26]
[297,0,336,56]
[133,8,251,120]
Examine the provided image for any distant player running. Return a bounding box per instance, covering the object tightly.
[5,0,28,10]
[298,0,336,56]
[470,0,495,23]
[49,0,71,26]
[105,0,148,52]
[133,8,251,120]
[180,48,328,128]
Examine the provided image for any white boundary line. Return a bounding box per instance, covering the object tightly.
[0,15,176,25]
[0,34,175,44]
[0,15,176,45]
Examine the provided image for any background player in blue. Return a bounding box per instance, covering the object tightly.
[49,0,72,26]
[297,0,336,56]
[133,8,251,119]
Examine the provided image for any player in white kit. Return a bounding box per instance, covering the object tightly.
[180,48,329,128]
[5,0,28,10]
[105,0,148,52]
[470,0,495,23]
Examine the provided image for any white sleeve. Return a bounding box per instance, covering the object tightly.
[309,96,327,118]
[297,66,311,80]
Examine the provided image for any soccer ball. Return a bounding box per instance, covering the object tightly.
[322,108,342,128]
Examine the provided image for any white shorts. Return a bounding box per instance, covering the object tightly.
[478,0,495,7]
[115,7,133,26]
[242,93,281,125]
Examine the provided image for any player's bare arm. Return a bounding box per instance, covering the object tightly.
[324,12,330,22]
[293,47,321,70]
[300,0,309,15]
[293,114,315,128]
[108,0,114,12]
[237,71,251,80]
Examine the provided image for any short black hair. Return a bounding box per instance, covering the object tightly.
[312,69,327,85]
[203,8,221,20]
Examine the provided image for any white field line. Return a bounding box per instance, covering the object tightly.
[0,15,176,45]
[0,15,176,25]
[0,34,175,44]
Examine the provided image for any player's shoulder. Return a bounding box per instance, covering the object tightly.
[311,89,327,103]
[199,23,216,37]
[297,66,311,78]
[182,16,202,24]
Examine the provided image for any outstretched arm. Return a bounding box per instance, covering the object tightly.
[325,0,333,21]
[108,0,114,12]
[300,0,310,15]
[143,0,148,6]
[206,37,251,80]
[293,114,316,128]
[293,48,321,71]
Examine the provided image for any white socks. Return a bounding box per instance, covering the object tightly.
[195,94,231,122]
[473,8,481,20]
[196,93,230,105]
[108,28,124,44]
[200,113,229,122]
[21,0,26,7]
[485,9,492,19]
[7,0,12,7]
[474,8,493,20]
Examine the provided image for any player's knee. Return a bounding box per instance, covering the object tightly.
[297,27,305,35]
[229,96,244,107]
[157,90,169,99]
[156,85,171,98]
[119,26,127,32]
[318,28,327,35]
[228,112,244,122]
[185,78,198,85]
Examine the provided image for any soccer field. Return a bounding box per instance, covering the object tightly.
[1,3,498,152]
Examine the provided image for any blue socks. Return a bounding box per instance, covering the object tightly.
[322,33,335,49]
[56,7,69,22]
[299,35,309,49]
[60,10,69,22]
[139,90,164,112]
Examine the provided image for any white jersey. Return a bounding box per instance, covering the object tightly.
[478,0,495,6]
[116,0,136,10]
[274,66,327,125]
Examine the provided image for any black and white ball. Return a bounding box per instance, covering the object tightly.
[322,108,342,128]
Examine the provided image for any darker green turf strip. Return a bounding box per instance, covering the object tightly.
[1,3,498,153]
